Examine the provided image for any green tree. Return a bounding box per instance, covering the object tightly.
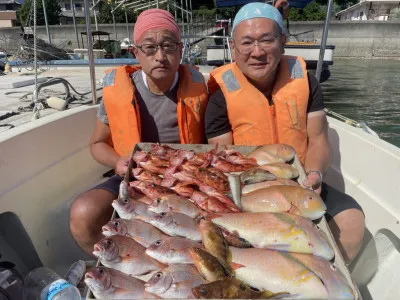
[98,1,138,24]
[288,1,326,21]
[19,0,61,26]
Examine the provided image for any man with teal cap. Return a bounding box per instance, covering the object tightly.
[206,2,365,263]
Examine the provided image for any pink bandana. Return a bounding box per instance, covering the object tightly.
[133,9,181,44]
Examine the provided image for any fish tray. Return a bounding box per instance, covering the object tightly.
[86,143,361,300]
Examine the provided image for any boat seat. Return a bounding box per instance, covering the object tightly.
[0,212,43,277]
[351,229,400,300]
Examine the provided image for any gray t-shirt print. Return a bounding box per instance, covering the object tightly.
[97,70,181,144]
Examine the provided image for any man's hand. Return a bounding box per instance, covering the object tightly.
[115,156,131,177]
[303,171,323,195]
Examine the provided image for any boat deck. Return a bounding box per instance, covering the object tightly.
[0,68,108,133]
[0,65,216,133]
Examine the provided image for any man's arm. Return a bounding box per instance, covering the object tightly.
[205,88,233,145]
[303,112,331,191]
[89,120,120,169]
[305,112,331,174]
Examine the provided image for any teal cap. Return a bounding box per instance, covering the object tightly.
[232,3,284,36]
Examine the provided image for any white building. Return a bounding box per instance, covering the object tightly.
[336,0,400,21]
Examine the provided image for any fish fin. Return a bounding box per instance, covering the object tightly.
[231,262,245,270]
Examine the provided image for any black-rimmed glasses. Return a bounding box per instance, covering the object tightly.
[136,42,180,56]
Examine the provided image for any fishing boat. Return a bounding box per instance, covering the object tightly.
[0,1,399,300]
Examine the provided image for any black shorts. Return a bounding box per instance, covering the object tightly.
[93,175,123,196]
[321,182,364,221]
[93,176,363,221]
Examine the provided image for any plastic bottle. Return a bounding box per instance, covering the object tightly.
[23,267,81,300]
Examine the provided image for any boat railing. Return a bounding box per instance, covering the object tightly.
[325,108,380,137]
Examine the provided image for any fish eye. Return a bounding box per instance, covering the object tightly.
[199,288,208,295]
[160,212,167,217]
[239,283,247,290]
[99,268,104,274]
[155,240,162,245]
[106,240,112,246]
[155,272,163,278]
[157,199,161,204]
[308,196,313,200]
[114,221,119,226]
[123,198,129,204]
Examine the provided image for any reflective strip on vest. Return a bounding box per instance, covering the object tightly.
[222,69,241,93]
[287,58,304,79]
[189,66,205,83]
[103,70,116,87]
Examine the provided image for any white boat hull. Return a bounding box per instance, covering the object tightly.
[0,106,108,275]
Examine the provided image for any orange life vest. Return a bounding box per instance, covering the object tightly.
[103,64,208,157]
[208,55,309,164]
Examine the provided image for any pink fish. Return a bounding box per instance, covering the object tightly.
[84,266,159,299]
[111,197,156,222]
[149,212,202,241]
[132,168,162,185]
[246,144,296,165]
[241,178,299,194]
[146,236,202,264]
[148,195,205,218]
[289,253,355,299]
[211,212,334,260]
[229,247,328,299]
[145,265,205,298]
[241,186,326,220]
[102,218,166,247]
[93,235,166,276]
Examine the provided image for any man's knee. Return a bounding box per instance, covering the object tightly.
[329,208,365,262]
[69,189,115,236]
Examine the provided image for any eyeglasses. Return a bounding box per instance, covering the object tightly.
[235,36,281,55]
[136,42,180,56]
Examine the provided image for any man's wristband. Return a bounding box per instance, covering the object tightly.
[306,170,323,182]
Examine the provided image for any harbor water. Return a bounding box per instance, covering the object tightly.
[322,59,400,148]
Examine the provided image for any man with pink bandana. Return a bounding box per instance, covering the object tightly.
[69,9,208,255]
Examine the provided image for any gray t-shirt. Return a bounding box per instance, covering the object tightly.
[97,70,180,143]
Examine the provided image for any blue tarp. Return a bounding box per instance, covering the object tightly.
[215,0,314,9]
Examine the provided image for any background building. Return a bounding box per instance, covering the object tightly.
[0,0,23,27]
[336,0,400,20]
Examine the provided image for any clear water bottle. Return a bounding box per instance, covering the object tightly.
[23,267,81,300]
